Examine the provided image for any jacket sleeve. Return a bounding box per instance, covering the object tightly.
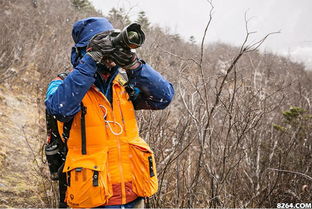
[126,62,174,110]
[45,54,97,122]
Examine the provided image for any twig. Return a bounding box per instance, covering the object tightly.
[241,11,280,53]
[200,0,214,66]
[159,48,200,66]
[268,168,312,181]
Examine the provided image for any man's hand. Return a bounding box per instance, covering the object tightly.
[102,59,116,68]
[109,49,141,70]
[86,31,114,63]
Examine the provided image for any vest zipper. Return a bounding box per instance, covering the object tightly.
[113,83,127,204]
[94,82,127,204]
[116,134,126,204]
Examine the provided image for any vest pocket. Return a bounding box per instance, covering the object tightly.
[63,150,112,208]
[129,143,158,197]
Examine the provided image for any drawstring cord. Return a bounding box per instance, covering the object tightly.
[99,105,108,119]
[105,121,123,136]
[99,105,123,136]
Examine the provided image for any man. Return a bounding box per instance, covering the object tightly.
[45,17,174,208]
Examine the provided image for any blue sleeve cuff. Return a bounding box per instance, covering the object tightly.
[76,54,97,76]
[126,62,174,110]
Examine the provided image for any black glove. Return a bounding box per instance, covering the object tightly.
[86,31,114,63]
[109,49,141,69]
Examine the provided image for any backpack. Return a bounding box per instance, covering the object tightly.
[44,73,74,208]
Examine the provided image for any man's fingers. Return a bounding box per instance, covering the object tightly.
[101,47,115,54]
[102,59,116,67]
[94,31,112,39]
[119,51,133,59]
[95,34,108,40]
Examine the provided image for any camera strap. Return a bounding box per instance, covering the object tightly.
[62,118,74,153]
[116,68,141,101]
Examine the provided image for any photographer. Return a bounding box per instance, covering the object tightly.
[45,17,174,208]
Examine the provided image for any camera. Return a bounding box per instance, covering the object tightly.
[111,23,145,50]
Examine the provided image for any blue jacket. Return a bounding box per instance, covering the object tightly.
[45,17,174,122]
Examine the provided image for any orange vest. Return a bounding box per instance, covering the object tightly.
[58,74,158,208]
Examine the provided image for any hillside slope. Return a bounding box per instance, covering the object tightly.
[0,67,45,207]
[0,0,100,207]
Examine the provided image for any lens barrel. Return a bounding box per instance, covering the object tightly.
[111,23,145,49]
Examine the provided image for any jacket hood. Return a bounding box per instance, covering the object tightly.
[71,17,114,67]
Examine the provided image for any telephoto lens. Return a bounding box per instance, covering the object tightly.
[111,23,145,49]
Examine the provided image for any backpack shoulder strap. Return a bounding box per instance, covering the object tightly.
[115,68,128,86]
[115,68,141,101]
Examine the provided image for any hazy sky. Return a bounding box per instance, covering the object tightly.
[90,0,312,69]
